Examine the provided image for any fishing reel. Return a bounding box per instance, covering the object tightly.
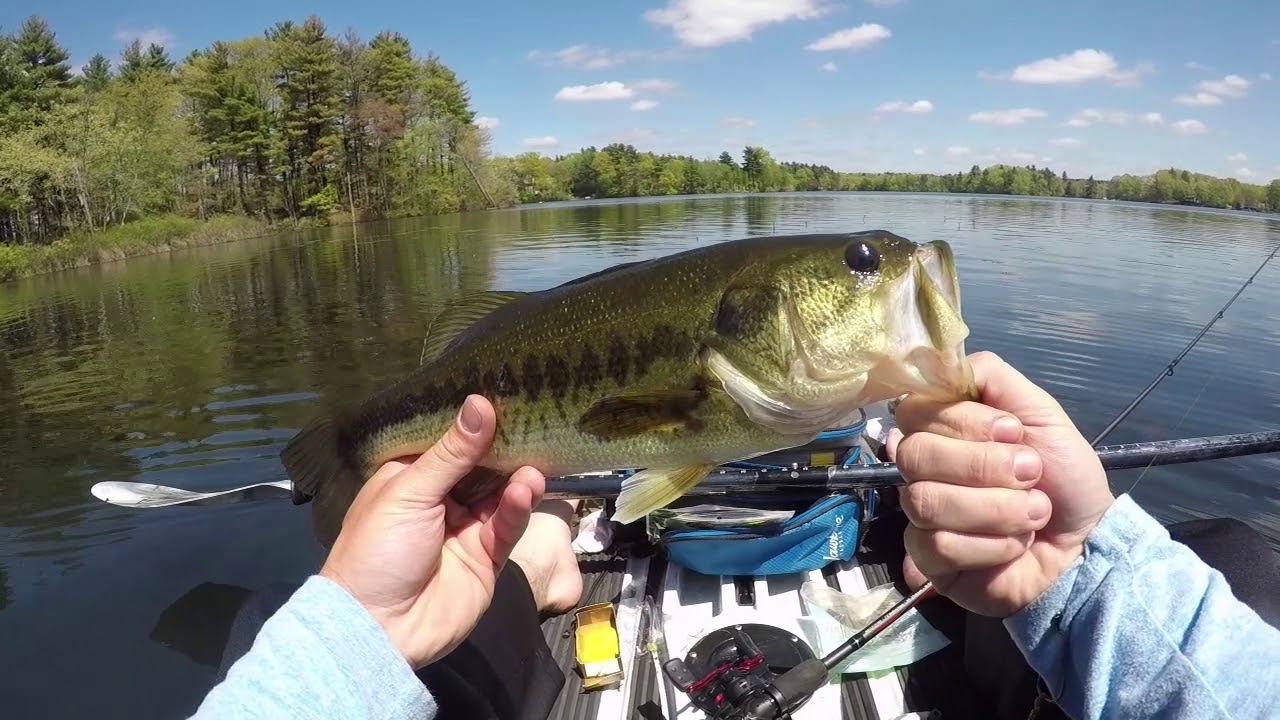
[661,623,827,720]
[660,582,935,719]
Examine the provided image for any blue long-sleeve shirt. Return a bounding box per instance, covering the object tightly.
[1003,493,1280,718]
[192,493,1280,719]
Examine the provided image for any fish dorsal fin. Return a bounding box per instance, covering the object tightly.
[420,290,529,363]
[552,259,646,289]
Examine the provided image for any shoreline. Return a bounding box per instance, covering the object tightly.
[0,215,272,284]
[4,189,1276,285]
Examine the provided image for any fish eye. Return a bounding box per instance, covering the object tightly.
[844,242,880,274]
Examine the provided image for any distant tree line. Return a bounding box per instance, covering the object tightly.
[0,14,513,246]
[2,13,1277,254]
[502,145,1280,213]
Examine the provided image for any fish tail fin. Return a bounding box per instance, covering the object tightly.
[280,411,363,548]
[610,463,715,525]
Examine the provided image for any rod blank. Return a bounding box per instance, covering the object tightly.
[541,430,1280,499]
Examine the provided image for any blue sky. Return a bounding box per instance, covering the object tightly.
[13,0,1280,181]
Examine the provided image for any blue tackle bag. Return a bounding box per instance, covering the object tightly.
[659,493,869,576]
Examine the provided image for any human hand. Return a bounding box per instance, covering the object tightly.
[318,395,545,668]
[886,351,1115,617]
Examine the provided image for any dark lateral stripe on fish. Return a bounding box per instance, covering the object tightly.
[345,322,701,451]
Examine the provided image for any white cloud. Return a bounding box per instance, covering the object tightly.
[722,115,758,128]
[631,99,659,111]
[631,78,678,92]
[554,81,636,101]
[1050,137,1084,147]
[528,45,623,70]
[983,49,1152,87]
[969,108,1047,126]
[645,0,827,47]
[1172,119,1208,135]
[113,27,175,47]
[807,23,891,52]
[912,147,926,156]
[821,61,838,72]
[1141,112,1165,126]
[1196,74,1250,98]
[1228,152,1248,162]
[877,99,933,113]
[1065,108,1131,127]
[866,0,903,5]
[475,116,500,130]
[526,45,679,69]
[945,146,972,156]
[520,136,559,148]
[1261,72,1274,81]
[1185,61,1208,71]
[1175,92,1223,106]
[1234,168,1256,179]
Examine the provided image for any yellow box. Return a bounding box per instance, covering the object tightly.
[574,602,624,691]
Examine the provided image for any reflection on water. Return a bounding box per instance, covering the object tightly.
[0,193,1278,716]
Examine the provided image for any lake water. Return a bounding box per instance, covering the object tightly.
[1,193,1278,717]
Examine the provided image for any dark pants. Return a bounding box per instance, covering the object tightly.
[216,564,565,720]
[962,515,1280,720]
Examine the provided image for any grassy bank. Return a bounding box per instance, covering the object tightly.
[0,215,270,283]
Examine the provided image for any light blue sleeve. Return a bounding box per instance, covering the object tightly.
[1003,493,1280,719]
[190,575,437,720]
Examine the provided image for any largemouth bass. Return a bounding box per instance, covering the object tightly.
[282,230,979,545]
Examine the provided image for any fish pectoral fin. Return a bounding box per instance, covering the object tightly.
[576,389,708,440]
[610,464,716,525]
[420,290,530,363]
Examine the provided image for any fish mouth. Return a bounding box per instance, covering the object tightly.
[869,240,979,403]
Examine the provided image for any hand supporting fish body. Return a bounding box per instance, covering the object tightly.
[281,230,979,546]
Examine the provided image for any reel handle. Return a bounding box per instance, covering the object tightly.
[738,658,829,720]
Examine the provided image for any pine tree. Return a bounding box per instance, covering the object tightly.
[269,16,344,216]
[1,15,73,129]
[81,53,112,93]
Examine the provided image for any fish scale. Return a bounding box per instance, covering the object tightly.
[281,231,978,546]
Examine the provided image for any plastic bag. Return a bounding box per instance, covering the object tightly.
[572,508,614,554]
[797,580,949,675]
[647,504,795,533]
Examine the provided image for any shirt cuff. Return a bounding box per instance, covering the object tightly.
[1001,493,1162,697]
[283,575,438,719]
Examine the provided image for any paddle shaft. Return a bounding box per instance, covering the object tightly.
[541,430,1280,498]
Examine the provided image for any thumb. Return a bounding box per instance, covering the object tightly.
[393,395,497,505]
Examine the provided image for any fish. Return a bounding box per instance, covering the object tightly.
[280,230,979,546]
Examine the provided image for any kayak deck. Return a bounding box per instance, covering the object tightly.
[538,405,986,720]
[539,516,982,720]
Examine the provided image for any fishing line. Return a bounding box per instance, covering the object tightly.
[1126,363,1221,495]
[1090,242,1279,447]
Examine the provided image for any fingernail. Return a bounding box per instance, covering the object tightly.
[459,397,482,434]
[1028,491,1050,521]
[1013,450,1040,482]
[992,416,1021,443]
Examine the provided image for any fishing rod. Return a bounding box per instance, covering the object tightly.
[1090,242,1279,447]
[88,431,1280,509]
[542,430,1280,498]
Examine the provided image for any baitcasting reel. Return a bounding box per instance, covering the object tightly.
[661,623,823,720]
[660,582,935,720]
